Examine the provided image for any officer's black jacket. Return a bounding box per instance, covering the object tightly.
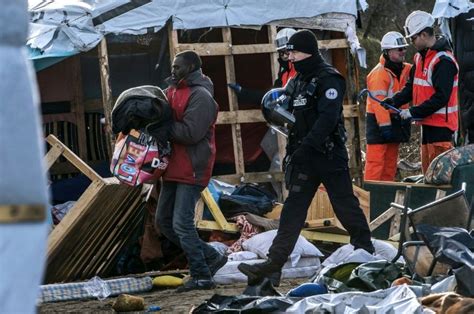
[285,61,346,155]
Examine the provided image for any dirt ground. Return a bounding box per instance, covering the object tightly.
[38,278,308,313]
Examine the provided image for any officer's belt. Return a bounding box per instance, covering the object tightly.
[0,204,46,223]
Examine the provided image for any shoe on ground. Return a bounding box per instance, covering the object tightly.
[238,260,282,287]
[208,253,228,277]
[176,277,215,293]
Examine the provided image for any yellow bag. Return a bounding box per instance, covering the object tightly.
[152,275,183,287]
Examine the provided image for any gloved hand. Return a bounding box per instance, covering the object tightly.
[379,125,393,140]
[400,109,412,120]
[380,98,395,110]
[227,83,242,93]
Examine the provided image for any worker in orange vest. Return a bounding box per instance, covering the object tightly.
[364,31,412,181]
[382,11,459,173]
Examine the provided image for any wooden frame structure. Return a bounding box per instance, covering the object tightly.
[168,25,363,187]
[44,135,145,283]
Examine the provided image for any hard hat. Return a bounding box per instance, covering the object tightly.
[404,10,435,38]
[275,28,297,51]
[380,31,409,50]
[261,88,294,135]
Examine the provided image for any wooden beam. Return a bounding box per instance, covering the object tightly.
[214,171,284,185]
[364,180,452,189]
[70,55,88,161]
[46,134,102,182]
[222,28,245,175]
[197,220,239,233]
[174,39,348,56]
[318,38,349,50]
[98,37,114,153]
[216,109,265,124]
[44,143,64,170]
[201,188,234,231]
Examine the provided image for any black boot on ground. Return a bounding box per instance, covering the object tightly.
[238,259,282,287]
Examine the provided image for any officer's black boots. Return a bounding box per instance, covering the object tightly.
[238,259,282,287]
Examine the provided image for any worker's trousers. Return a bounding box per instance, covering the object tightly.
[268,154,374,267]
[364,143,400,181]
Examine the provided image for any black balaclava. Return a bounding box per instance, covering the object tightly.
[286,30,324,76]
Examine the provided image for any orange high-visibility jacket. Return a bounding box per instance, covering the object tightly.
[366,55,411,144]
[412,50,459,131]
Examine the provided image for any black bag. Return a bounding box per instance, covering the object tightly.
[219,184,276,218]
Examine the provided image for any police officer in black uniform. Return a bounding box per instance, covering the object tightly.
[238,30,375,285]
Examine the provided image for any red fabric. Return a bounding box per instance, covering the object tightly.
[164,83,195,184]
[227,215,261,253]
[364,143,400,181]
[281,62,297,87]
[412,51,459,131]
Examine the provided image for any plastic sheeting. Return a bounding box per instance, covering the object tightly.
[432,0,474,41]
[192,285,423,313]
[27,0,368,65]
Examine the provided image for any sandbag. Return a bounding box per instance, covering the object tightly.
[425,144,474,184]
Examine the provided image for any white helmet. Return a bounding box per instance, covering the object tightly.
[275,28,296,51]
[404,10,435,38]
[380,31,409,50]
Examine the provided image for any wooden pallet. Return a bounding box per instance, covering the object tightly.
[44,135,145,283]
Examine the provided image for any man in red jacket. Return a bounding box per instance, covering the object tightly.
[155,50,225,292]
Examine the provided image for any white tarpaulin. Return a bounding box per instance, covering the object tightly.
[27,0,368,65]
[432,0,474,40]
[283,285,423,313]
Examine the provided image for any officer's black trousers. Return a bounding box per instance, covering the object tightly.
[268,158,374,266]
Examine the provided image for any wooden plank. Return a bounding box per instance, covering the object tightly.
[301,230,399,248]
[216,109,265,124]
[389,190,405,238]
[47,180,104,260]
[369,206,397,231]
[42,112,77,124]
[98,37,115,152]
[318,38,349,50]
[46,135,101,181]
[44,143,64,170]
[168,25,179,58]
[214,171,284,185]
[197,220,239,233]
[343,104,360,118]
[174,39,348,56]
[222,28,245,175]
[305,218,336,228]
[364,180,452,189]
[201,188,232,230]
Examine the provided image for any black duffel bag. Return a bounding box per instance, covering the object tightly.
[219,183,276,218]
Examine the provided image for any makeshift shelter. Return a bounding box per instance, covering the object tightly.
[29,0,372,282]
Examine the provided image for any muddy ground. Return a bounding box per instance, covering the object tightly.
[39,278,307,313]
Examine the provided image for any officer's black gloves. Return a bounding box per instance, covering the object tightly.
[380,98,395,110]
[227,83,242,93]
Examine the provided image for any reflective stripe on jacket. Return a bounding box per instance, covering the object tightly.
[412,50,459,131]
[366,55,411,144]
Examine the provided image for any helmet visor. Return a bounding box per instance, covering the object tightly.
[275,37,288,50]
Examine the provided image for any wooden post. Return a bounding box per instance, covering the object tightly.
[98,37,114,152]
[222,28,245,177]
[70,55,88,161]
